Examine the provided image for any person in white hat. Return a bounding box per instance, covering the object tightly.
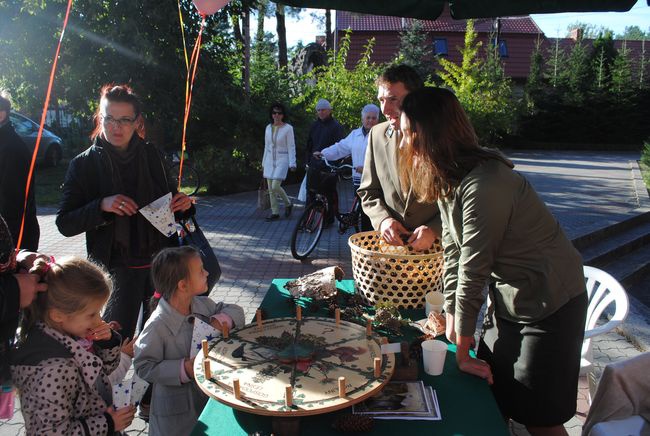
[313,103,380,230]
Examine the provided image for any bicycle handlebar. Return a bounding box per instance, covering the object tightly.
[317,156,354,172]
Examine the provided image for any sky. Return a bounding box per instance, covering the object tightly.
[254,0,650,47]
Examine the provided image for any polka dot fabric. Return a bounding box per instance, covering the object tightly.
[10,323,122,435]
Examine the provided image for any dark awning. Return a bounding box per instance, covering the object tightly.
[277,0,637,20]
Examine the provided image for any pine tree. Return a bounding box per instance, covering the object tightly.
[398,20,432,80]
[545,37,568,89]
[610,42,633,96]
[564,36,591,105]
[590,31,617,90]
[437,20,515,143]
[525,37,545,112]
[639,38,648,89]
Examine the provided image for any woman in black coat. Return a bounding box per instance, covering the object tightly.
[56,84,194,339]
[0,91,39,251]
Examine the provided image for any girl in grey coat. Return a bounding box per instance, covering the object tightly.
[134,247,245,436]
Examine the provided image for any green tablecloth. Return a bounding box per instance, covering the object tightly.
[192,280,508,436]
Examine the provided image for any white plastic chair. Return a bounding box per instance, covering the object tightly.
[581,266,630,375]
[583,353,650,435]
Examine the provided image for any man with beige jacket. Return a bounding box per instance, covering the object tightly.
[358,65,441,250]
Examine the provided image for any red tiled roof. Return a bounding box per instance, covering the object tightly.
[336,6,542,35]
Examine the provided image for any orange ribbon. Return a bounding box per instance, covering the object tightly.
[17,0,74,249]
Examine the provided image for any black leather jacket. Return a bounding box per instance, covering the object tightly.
[0,121,39,250]
[56,140,194,267]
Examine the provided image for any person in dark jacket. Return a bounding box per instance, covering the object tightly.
[0,215,47,386]
[0,90,40,251]
[56,84,194,341]
[305,99,345,223]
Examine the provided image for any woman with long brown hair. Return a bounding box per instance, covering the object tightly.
[399,87,587,435]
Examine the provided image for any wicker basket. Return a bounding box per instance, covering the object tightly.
[348,231,444,309]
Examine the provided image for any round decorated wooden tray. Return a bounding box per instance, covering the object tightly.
[194,316,395,417]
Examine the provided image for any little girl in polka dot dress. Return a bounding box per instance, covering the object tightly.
[10,257,135,435]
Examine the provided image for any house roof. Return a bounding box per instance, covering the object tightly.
[336,6,543,35]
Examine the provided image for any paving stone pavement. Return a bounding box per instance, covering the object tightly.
[1,150,647,435]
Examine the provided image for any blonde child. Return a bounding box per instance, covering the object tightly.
[134,246,244,436]
[10,257,135,434]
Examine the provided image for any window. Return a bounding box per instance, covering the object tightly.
[433,38,448,56]
[9,114,35,135]
[490,38,509,57]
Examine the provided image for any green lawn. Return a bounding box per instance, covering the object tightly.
[35,163,67,207]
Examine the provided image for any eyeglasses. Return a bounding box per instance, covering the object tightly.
[272,111,283,115]
[102,115,137,127]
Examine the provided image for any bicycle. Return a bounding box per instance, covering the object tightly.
[290,157,360,260]
[165,150,201,196]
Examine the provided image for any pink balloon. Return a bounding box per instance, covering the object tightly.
[193,0,230,16]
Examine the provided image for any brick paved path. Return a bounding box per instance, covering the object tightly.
[1,150,646,435]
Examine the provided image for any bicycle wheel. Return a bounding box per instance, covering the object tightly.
[337,197,362,234]
[350,196,362,233]
[291,203,325,260]
[170,163,201,196]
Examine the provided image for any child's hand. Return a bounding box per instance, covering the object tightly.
[106,405,135,432]
[183,358,195,378]
[209,318,223,331]
[210,313,233,332]
[88,321,112,341]
[121,336,137,358]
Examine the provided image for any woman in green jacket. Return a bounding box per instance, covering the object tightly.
[398,87,587,435]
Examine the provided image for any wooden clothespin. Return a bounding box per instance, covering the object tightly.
[201,339,209,357]
[233,378,241,400]
[256,309,263,330]
[285,385,293,407]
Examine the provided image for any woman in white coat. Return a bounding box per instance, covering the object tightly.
[262,103,296,221]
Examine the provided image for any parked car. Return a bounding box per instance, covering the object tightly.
[9,112,64,167]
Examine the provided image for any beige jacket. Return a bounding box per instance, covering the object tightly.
[358,121,441,234]
[438,158,585,337]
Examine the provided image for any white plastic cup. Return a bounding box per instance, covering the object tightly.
[425,291,444,316]
[421,340,448,376]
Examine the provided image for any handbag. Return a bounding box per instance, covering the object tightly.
[180,216,221,293]
[258,178,270,210]
[297,174,307,203]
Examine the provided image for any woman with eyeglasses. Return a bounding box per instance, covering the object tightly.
[261,102,296,221]
[398,87,587,435]
[56,84,195,342]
